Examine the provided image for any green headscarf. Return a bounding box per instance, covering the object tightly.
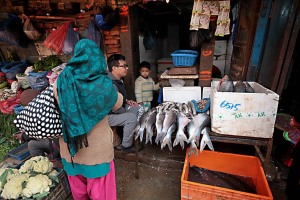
[57,39,117,157]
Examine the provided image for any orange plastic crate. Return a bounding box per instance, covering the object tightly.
[181,150,273,200]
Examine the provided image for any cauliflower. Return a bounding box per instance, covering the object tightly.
[19,156,53,174]
[22,174,53,198]
[1,173,30,199]
[0,168,19,192]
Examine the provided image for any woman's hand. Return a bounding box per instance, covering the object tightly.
[127,100,138,106]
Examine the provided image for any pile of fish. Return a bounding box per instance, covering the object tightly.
[218,75,254,93]
[134,101,214,156]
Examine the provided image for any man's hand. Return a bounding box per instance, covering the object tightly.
[127,100,138,106]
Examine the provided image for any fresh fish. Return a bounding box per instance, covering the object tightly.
[244,82,254,93]
[234,81,246,93]
[187,121,198,157]
[155,110,165,144]
[156,110,177,144]
[188,101,197,116]
[200,127,214,152]
[218,75,234,92]
[193,113,210,133]
[161,123,177,151]
[173,112,190,149]
[135,110,151,141]
[145,108,157,144]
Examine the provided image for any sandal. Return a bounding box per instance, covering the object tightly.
[114,143,122,151]
[290,117,300,128]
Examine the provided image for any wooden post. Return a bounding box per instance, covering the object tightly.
[199,39,215,87]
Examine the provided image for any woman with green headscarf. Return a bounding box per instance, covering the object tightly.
[53,39,123,200]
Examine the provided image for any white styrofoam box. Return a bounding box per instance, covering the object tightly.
[210,81,279,138]
[214,40,227,55]
[157,58,173,74]
[202,87,211,99]
[163,86,201,103]
[213,59,226,77]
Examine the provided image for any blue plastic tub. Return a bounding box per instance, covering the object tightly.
[7,143,31,160]
[171,50,198,67]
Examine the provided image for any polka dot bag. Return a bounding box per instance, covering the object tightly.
[14,85,62,139]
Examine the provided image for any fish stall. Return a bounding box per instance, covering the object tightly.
[132,40,278,199]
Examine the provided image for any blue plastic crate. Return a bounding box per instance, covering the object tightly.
[7,143,31,160]
[171,50,199,67]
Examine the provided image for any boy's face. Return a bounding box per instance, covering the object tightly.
[139,67,151,78]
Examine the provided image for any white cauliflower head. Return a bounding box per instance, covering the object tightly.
[1,173,30,199]
[19,156,53,174]
[0,168,19,192]
[22,174,53,198]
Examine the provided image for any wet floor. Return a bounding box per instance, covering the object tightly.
[65,139,289,200]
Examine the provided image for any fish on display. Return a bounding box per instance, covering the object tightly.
[192,113,210,134]
[187,120,199,156]
[233,81,246,93]
[218,75,234,92]
[161,123,177,151]
[145,108,158,144]
[244,82,254,93]
[156,110,177,144]
[200,127,214,152]
[187,101,197,116]
[135,110,151,141]
[155,107,166,144]
[173,112,190,149]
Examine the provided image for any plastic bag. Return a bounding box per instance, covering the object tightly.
[87,19,101,47]
[23,18,41,40]
[95,6,119,31]
[0,15,29,48]
[62,24,79,56]
[43,22,70,53]
[27,71,49,91]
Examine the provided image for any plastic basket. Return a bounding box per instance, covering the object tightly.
[7,143,31,160]
[171,50,198,67]
[45,169,71,200]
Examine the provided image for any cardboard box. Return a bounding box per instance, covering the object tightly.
[163,86,201,103]
[181,150,273,200]
[210,81,279,138]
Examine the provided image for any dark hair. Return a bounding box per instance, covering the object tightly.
[139,61,151,70]
[107,54,126,72]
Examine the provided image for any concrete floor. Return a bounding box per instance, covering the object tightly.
[113,141,289,200]
[64,135,290,200]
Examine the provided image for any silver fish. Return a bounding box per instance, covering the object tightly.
[145,108,157,144]
[218,75,234,92]
[156,110,177,144]
[187,121,198,157]
[161,123,177,151]
[188,101,197,116]
[155,110,165,144]
[193,113,210,134]
[173,112,190,149]
[135,110,151,141]
[244,82,254,93]
[200,127,214,152]
[234,81,246,93]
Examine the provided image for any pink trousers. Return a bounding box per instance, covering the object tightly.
[67,161,116,200]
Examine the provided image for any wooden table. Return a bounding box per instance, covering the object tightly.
[160,70,198,87]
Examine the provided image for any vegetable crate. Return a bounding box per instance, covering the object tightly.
[210,81,279,138]
[181,150,273,200]
[7,143,30,160]
[46,169,71,200]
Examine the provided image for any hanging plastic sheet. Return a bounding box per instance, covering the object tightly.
[62,24,79,56]
[86,19,102,48]
[43,22,70,53]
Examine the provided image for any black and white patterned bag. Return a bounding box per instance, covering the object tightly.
[14,85,62,139]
